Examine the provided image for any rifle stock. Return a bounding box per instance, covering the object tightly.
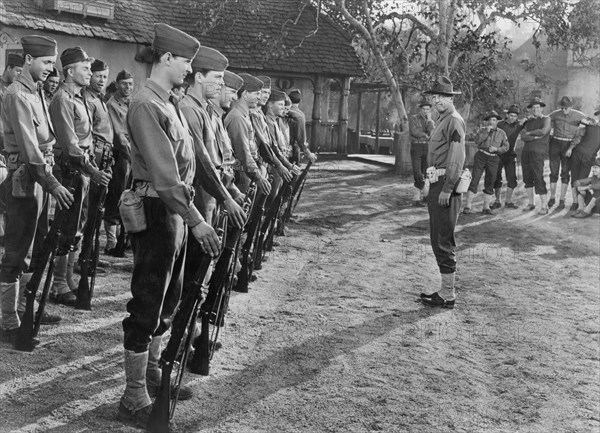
[283,160,313,222]
[147,212,227,432]
[14,208,68,352]
[254,177,290,267]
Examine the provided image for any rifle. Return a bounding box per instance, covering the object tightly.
[147,212,227,433]
[283,159,314,223]
[76,141,112,310]
[14,174,79,352]
[188,183,256,375]
[253,176,292,268]
[234,179,270,293]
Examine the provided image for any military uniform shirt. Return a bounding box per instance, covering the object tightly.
[549,109,586,140]
[127,79,202,227]
[0,77,11,151]
[179,94,230,203]
[49,81,97,176]
[474,127,509,154]
[410,112,435,144]
[1,68,61,192]
[288,105,309,153]
[427,106,466,194]
[106,94,131,158]
[86,87,114,146]
[208,101,236,166]
[497,120,525,154]
[224,100,262,181]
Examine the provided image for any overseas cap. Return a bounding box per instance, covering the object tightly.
[47,67,59,78]
[60,47,93,68]
[224,70,243,90]
[6,53,24,67]
[91,59,108,72]
[21,35,58,58]
[153,23,200,59]
[418,96,431,107]
[268,89,286,102]
[116,69,134,81]
[239,73,263,93]
[256,75,271,89]
[192,46,228,71]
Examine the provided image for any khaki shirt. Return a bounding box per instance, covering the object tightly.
[180,93,230,203]
[0,77,12,151]
[474,127,509,154]
[427,106,466,194]
[410,112,435,144]
[106,94,131,157]
[86,88,114,145]
[224,100,261,181]
[49,81,97,176]
[549,109,586,140]
[288,105,309,153]
[208,101,236,166]
[127,79,202,227]
[1,69,61,192]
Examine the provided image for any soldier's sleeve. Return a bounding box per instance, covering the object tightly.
[527,117,552,136]
[288,110,309,152]
[128,102,203,227]
[569,125,586,148]
[250,113,278,166]
[226,115,262,181]
[181,105,231,203]
[49,94,99,177]
[474,127,489,145]
[4,90,61,192]
[443,118,466,194]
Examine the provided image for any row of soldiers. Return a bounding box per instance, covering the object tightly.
[0,23,316,429]
[409,94,600,216]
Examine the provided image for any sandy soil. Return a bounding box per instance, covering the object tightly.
[1,159,599,433]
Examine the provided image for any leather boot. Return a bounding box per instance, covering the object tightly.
[117,350,152,427]
[146,335,163,391]
[52,255,70,295]
[0,281,19,331]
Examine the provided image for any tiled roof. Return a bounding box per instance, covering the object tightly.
[0,0,364,77]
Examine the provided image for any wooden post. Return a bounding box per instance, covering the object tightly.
[375,90,381,154]
[337,76,350,154]
[355,90,362,153]
[311,75,324,150]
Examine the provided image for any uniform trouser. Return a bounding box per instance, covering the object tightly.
[427,179,462,274]
[123,197,187,353]
[0,176,48,330]
[570,152,595,187]
[57,169,89,253]
[468,151,500,195]
[410,142,428,189]
[549,137,572,184]
[493,152,518,190]
[265,170,283,211]
[234,170,253,195]
[521,150,547,195]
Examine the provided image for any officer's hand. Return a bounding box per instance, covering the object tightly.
[565,148,573,158]
[277,165,292,183]
[191,221,220,256]
[489,146,497,153]
[257,176,272,195]
[52,185,74,210]
[305,151,317,163]
[223,198,246,229]
[92,169,112,187]
[291,165,302,176]
[438,191,451,207]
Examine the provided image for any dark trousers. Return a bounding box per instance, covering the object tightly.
[410,142,428,189]
[427,179,462,274]
[123,197,187,353]
[549,137,571,183]
[522,151,547,195]
[468,151,500,195]
[494,152,518,190]
[0,176,48,283]
[57,169,89,253]
[570,151,594,187]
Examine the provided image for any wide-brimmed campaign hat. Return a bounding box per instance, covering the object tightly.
[423,76,461,96]
[558,96,573,108]
[418,96,432,107]
[507,104,520,115]
[484,110,501,121]
[527,96,546,108]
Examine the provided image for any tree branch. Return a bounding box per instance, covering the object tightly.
[380,11,437,41]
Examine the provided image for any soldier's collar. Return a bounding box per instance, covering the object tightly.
[15,68,37,92]
[145,79,170,104]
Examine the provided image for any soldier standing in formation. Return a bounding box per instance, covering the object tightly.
[409,97,435,207]
[0,36,73,343]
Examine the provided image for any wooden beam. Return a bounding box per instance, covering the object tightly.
[337,76,350,154]
[375,90,381,153]
[311,75,324,150]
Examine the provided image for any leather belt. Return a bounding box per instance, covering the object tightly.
[480,149,498,157]
[551,136,572,142]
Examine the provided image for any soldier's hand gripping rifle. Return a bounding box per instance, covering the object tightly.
[283,158,314,223]
[234,177,270,293]
[76,140,113,310]
[147,212,227,433]
[14,173,80,352]
[188,183,256,375]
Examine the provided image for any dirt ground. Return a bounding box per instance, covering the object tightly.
[1,159,599,433]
